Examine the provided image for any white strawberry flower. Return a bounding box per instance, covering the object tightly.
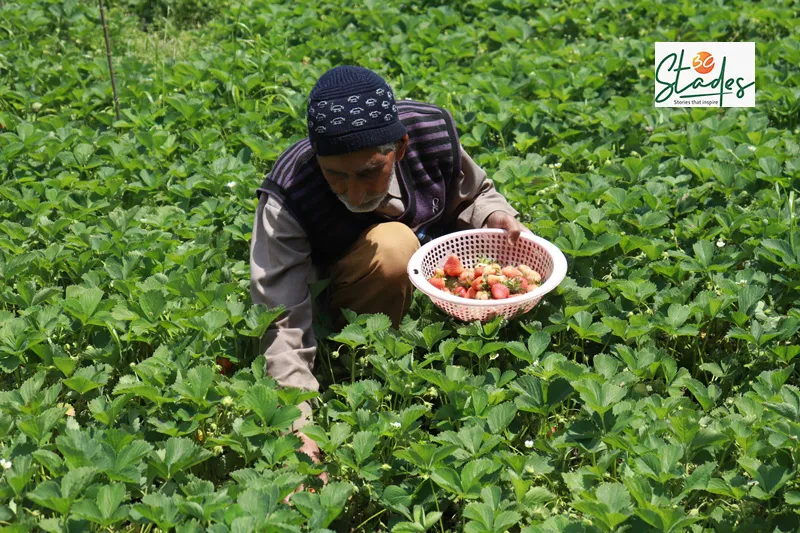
[716,239,725,248]
[0,459,11,470]
[391,422,401,429]
[748,145,756,152]
[227,181,236,188]
[524,440,534,448]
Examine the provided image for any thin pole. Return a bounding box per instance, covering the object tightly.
[98,0,121,121]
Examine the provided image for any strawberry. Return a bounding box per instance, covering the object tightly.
[475,291,490,300]
[453,286,468,298]
[217,357,233,375]
[471,277,486,291]
[516,276,529,290]
[505,277,524,295]
[486,274,507,286]
[443,255,463,277]
[434,267,446,278]
[458,269,474,286]
[473,265,484,277]
[428,277,446,290]
[491,283,510,299]
[502,266,522,279]
[467,287,478,299]
[519,265,542,283]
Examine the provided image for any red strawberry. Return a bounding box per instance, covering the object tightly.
[428,277,446,290]
[443,255,464,277]
[467,287,478,299]
[458,270,474,286]
[516,276,529,290]
[491,283,510,299]
[217,357,233,375]
[453,286,468,298]
[473,265,484,277]
[471,277,486,291]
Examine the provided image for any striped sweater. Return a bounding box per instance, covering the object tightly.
[256,99,461,265]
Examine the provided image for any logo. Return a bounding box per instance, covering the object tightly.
[655,42,755,107]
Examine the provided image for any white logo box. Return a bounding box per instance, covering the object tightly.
[655,42,755,108]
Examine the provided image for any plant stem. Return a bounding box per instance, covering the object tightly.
[98,0,121,121]
[431,479,446,533]
[354,508,387,531]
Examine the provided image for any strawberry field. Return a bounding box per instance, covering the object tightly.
[1,0,800,531]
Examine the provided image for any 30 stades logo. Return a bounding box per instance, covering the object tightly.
[655,42,755,107]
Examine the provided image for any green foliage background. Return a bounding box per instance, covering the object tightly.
[0,0,799,531]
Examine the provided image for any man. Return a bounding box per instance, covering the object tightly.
[250,65,530,466]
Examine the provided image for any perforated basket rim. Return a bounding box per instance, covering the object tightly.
[406,229,568,307]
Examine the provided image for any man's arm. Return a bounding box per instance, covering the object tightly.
[444,144,526,230]
[250,193,319,432]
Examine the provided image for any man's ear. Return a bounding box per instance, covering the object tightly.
[395,134,409,161]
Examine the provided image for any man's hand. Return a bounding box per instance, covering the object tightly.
[485,211,531,246]
[284,431,329,504]
[298,431,325,465]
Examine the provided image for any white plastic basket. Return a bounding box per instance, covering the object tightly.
[407,229,568,323]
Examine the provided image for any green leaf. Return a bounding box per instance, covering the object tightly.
[352,431,379,466]
[573,378,627,416]
[73,483,129,527]
[139,290,166,322]
[487,402,517,434]
[330,324,367,348]
[63,364,110,395]
[151,437,212,480]
[61,466,97,500]
[527,331,551,359]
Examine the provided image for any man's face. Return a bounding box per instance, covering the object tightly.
[317,135,408,213]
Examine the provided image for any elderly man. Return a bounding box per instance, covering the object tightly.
[250,65,529,464]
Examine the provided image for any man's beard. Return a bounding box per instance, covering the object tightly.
[337,165,397,213]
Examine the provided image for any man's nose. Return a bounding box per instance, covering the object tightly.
[348,186,366,206]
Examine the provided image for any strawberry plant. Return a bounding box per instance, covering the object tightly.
[1,0,800,531]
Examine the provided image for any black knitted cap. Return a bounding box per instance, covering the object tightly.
[307,65,407,156]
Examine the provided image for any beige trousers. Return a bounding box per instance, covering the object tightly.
[326,222,421,329]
